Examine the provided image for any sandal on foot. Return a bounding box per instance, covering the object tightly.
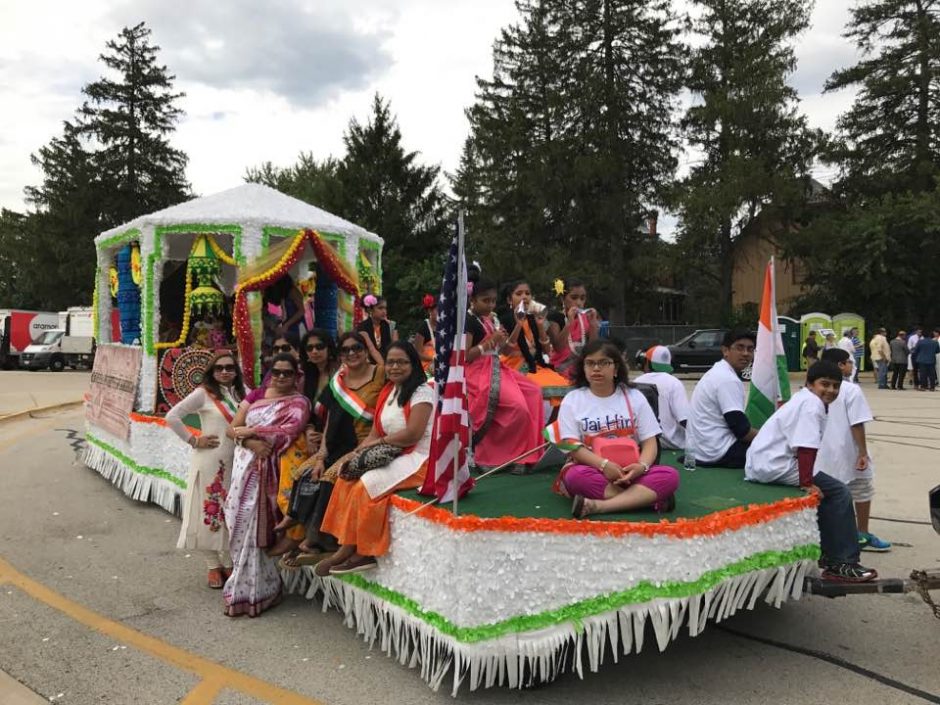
[207,567,224,589]
[278,550,302,571]
[314,559,339,577]
[571,494,586,519]
[330,556,378,575]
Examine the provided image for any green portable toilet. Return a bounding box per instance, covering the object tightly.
[800,312,832,370]
[777,316,801,372]
[833,312,866,370]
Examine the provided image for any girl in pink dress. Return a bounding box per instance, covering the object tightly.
[464,277,545,470]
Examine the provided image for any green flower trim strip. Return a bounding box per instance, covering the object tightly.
[98,228,141,250]
[143,231,164,356]
[86,433,187,489]
[336,544,819,644]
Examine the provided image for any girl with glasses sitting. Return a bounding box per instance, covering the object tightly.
[546,339,680,518]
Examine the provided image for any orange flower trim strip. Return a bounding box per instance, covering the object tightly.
[129,412,200,435]
[389,491,819,540]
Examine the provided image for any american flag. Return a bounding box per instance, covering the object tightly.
[419,215,474,503]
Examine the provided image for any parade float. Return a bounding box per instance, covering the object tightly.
[278,459,819,693]
[81,189,822,693]
[82,183,382,513]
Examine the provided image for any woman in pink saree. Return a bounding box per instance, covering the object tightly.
[225,354,309,617]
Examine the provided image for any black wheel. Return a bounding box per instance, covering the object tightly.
[50,356,65,372]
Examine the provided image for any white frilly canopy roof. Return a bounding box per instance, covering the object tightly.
[95,183,383,246]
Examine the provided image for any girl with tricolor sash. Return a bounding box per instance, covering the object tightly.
[498,279,571,410]
[465,277,545,472]
[315,341,435,576]
[295,331,384,558]
[545,339,679,518]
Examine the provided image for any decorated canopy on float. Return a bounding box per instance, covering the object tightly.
[92,183,383,413]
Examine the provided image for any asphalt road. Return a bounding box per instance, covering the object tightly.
[0,377,938,704]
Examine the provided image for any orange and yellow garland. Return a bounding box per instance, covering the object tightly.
[232,229,363,382]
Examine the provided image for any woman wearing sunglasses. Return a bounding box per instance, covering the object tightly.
[546,339,679,518]
[315,341,434,575]
[269,329,340,562]
[224,354,310,617]
[166,351,246,589]
[295,331,384,559]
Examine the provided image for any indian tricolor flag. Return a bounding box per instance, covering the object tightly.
[542,421,582,452]
[745,258,791,428]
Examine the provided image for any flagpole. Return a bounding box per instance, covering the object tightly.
[452,210,467,517]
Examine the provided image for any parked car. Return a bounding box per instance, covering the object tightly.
[635,328,753,379]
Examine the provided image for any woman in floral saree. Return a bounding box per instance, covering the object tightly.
[224,354,309,617]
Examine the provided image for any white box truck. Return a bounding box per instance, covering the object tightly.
[20,307,97,371]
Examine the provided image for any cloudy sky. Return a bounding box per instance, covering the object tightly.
[0,0,858,223]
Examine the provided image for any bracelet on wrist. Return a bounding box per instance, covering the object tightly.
[600,458,609,471]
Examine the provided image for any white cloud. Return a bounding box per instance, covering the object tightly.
[1,0,864,220]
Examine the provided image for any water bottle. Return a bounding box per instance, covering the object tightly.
[683,437,697,472]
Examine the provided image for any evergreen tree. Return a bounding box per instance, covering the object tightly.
[20,121,103,309]
[454,0,682,322]
[824,0,940,196]
[245,154,344,213]
[789,1,940,325]
[79,22,190,224]
[0,209,32,308]
[674,0,820,324]
[337,95,451,329]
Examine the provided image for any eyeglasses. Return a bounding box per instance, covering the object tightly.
[213,364,237,373]
[306,343,327,351]
[273,344,294,353]
[584,359,614,370]
[385,359,411,368]
[271,368,296,378]
[340,344,365,356]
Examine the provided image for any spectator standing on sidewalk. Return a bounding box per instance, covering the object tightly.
[869,327,890,389]
[889,330,908,390]
[913,331,940,391]
[850,328,864,383]
[803,331,820,366]
[908,326,922,389]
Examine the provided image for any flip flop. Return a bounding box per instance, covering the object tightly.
[571,494,586,519]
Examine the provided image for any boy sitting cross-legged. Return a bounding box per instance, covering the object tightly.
[744,361,877,583]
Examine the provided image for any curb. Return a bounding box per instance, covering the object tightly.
[0,400,84,426]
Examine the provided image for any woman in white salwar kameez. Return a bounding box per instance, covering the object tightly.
[225,354,309,617]
[165,351,245,588]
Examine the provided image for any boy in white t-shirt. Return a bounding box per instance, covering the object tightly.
[634,345,690,450]
[819,348,891,552]
[687,329,757,468]
[745,361,877,583]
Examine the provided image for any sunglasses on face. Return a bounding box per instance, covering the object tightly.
[213,364,237,373]
[271,368,296,378]
[273,344,294,353]
[340,344,364,356]
[306,343,327,351]
[385,358,411,368]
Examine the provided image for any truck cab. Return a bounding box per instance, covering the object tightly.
[20,330,68,370]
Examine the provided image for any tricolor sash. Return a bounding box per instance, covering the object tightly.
[329,370,375,423]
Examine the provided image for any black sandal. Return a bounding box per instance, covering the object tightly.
[571,494,586,519]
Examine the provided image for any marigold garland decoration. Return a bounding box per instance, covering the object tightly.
[233,229,363,382]
[553,278,566,297]
[131,244,143,286]
[109,266,119,298]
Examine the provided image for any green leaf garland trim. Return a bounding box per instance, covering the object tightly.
[86,433,187,489]
[98,228,141,251]
[336,544,820,644]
